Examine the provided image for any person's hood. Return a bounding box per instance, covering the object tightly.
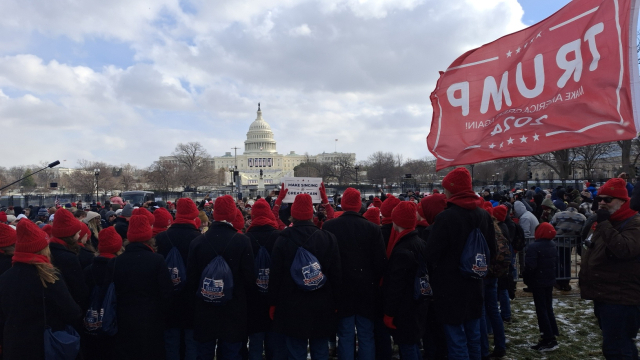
[535,187,543,194]
[541,198,557,210]
[514,201,527,218]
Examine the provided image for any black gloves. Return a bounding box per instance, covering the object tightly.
[596,209,611,223]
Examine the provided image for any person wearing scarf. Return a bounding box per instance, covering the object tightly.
[49,208,89,309]
[579,178,640,360]
[363,207,381,225]
[245,198,285,360]
[77,222,97,269]
[110,215,173,359]
[0,219,81,359]
[154,198,203,359]
[82,226,123,359]
[382,201,428,360]
[416,198,430,240]
[0,224,17,275]
[425,167,496,360]
[379,195,401,249]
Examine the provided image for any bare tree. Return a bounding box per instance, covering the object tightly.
[171,142,214,190]
[320,154,356,185]
[366,151,400,185]
[530,149,576,179]
[118,164,140,191]
[145,161,180,192]
[403,158,435,182]
[66,160,118,196]
[574,143,615,176]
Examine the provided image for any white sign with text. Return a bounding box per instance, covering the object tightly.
[281,177,322,203]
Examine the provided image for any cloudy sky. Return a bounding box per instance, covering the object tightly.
[0,0,572,168]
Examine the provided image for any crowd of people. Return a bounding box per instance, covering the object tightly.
[0,167,638,360]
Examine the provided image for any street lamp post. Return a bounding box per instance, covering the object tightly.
[94,169,100,204]
[354,165,359,185]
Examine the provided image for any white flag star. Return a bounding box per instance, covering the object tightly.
[520,135,528,143]
[533,133,540,141]
[489,143,496,149]
[537,32,542,38]
[506,50,512,58]
[524,43,527,48]
[507,137,514,145]
[516,47,521,54]
[530,39,534,44]
[500,142,504,148]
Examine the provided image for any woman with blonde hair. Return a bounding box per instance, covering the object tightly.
[0,219,82,359]
[83,211,102,249]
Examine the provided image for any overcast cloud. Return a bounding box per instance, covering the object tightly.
[0,0,530,168]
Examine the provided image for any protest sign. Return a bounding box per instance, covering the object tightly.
[281,177,323,203]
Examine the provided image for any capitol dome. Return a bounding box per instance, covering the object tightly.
[244,104,277,155]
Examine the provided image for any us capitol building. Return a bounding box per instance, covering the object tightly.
[161,105,355,188]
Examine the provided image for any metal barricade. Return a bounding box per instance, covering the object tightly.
[515,235,581,281]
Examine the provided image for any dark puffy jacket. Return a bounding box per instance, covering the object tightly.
[78,246,96,269]
[113,217,129,241]
[0,263,82,359]
[380,223,393,248]
[523,239,557,288]
[322,211,387,319]
[49,242,90,310]
[268,221,342,339]
[0,254,12,276]
[156,223,202,329]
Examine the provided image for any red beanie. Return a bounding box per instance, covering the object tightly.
[132,208,155,227]
[493,205,508,222]
[127,215,152,242]
[176,198,199,221]
[41,224,53,237]
[392,202,418,230]
[0,223,17,248]
[483,202,494,216]
[442,167,472,195]
[52,208,82,238]
[598,178,630,201]
[213,195,237,223]
[372,197,382,208]
[232,209,245,231]
[535,222,557,240]
[250,199,277,227]
[380,195,401,218]
[291,194,314,220]
[432,188,440,194]
[98,226,122,255]
[152,208,173,236]
[15,219,49,254]
[79,222,91,241]
[422,194,447,224]
[0,212,6,223]
[341,188,361,212]
[363,207,381,225]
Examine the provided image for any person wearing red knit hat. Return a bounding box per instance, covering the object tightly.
[187,195,255,360]
[0,219,82,359]
[111,214,173,358]
[77,221,97,269]
[579,177,640,358]
[132,208,155,230]
[0,211,7,223]
[522,222,559,351]
[424,167,496,358]
[245,198,285,359]
[152,207,173,237]
[379,195,401,249]
[48,208,90,308]
[82,225,123,359]
[232,208,246,233]
[381,201,428,360]
[268,193,341,360]
[323,188,386,360]
[0,223,17,275]
[372,197,382,209]
[363,207,381,225]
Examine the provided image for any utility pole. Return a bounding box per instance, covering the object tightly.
[231,147,240,198]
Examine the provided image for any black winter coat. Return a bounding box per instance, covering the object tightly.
[78,246,95,269]
[268,221,342,339]
[82,256,116,360]
[156,223,202,329]
[425,204,496,325]
[0,263,82,360]
[246,225,281,334]
[523,239,557,287]
[382,231,428,345]
[186,222,256,343]
[49,242,90,310]
[106,242,173,359]
[113,217,129,241]
[322,211,386,319]
[416,225,430,242]
[0,254,12,276]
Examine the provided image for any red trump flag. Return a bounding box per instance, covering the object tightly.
[427,0,640,171]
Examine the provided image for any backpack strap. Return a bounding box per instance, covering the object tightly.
[289,229,322,250]
[207,233,237,258]
[617,214,640,232]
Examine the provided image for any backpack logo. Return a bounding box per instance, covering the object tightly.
[302,262,324,287]
[256,268,269,290]
[418,275,433,297]
[201,278,225,301]
[84,309,102,332]
[169,267,181,286]
[472,253,488,276]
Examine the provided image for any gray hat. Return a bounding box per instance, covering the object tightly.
[37,208,48,217]
[121,204,134,217]
[105,211,115,218]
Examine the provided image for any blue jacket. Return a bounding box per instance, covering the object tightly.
[523,239,557,288]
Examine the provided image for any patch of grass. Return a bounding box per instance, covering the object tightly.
[503,296,604,359]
